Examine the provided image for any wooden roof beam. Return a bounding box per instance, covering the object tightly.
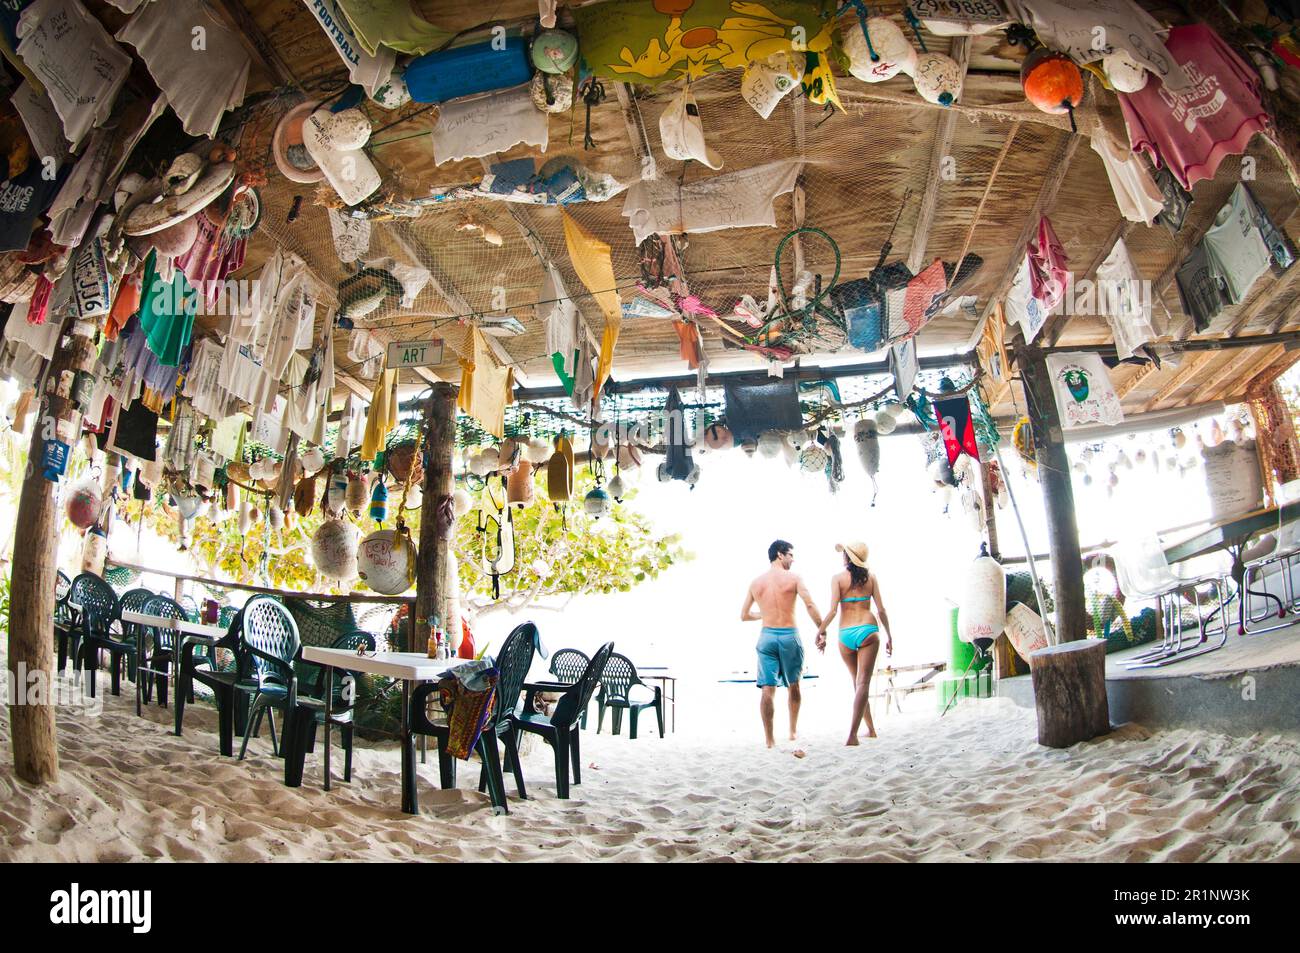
[1142,353,1214,412]
[907,38,969,275]
[1187,346,1283,406]
[1225,265,1300,337]
[1116,362,1160,401]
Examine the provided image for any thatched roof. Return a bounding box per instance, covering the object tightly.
[59,0,1300,421]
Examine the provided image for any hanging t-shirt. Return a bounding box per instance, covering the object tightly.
[1045,352,1124,430]
[0,157,65,252]
[334,0,450,56]
[176,208,246,303]
[44,125,112,248]
[622,160,802,246]
[1090,129,1164,226]
[457,327,514,439]
[539,262,579,389]
[16,0,131,151]
[116,0,250,138]
[11,79,70,168]
[1243,183,1297,273]
[1027,216,1068,310]
[1095,238,1159,360]
[1175,243,1224,332]
[301,0,395,97]
[139,250,197,367]
[1119,24,1270,190]
[430,83,548,165]
[1202,183,1272,304]
[184,335,234,421]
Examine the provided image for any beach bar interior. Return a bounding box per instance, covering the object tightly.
[1,0,1299,863]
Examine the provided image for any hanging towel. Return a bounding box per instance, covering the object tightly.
[562,211,620,400]
[458,327,514,439]
[360,367,398,462]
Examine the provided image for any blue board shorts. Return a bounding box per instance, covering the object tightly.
[756,627,804,688]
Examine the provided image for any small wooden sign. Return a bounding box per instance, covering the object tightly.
[386,339,444,370]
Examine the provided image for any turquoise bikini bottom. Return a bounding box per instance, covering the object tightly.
[839,624,879,651]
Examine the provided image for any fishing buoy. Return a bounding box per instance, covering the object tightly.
[608,473,627,502]
[1102,50,1147,93]
[842,15,917,83]
[524,437,553,464]
[874,408,897,435]
[506,460,535,507]
[311,518,360,582]
[584,486,611,518]
[452,486,473,517]
[300,445,326,476]
[294,476,317,516]
[269,504,285,531]
[65,479,103,530]
[912,52,963,106]
[854,418,881,506]
[356,528,417,594]
[325,471,348,517]
[345,471,369,515]
[758,431,783,458]
[1021,47,1084,130]
[798,443,828,474]
[238,500,253,534]
[703,423,734,450]
[958,554,1006,652]
[369,478,388,524]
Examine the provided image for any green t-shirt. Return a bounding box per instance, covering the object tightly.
[139,250,198,367]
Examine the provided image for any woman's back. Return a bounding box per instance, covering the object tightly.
[837,571,878,628]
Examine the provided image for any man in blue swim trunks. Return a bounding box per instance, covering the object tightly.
[740,540,824,748]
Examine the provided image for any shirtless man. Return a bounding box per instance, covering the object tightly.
[740,540,824,748]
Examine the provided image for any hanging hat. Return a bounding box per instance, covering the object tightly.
[741,50,805,119]
[547,435,574,502]
[303,108,382,206]
[530,28,578,74]
[659,87,722,170]
[842,15,917,83]
[272,100,325,184]
[836,541,869,569]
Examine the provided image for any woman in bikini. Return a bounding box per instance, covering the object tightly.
[815,541,893,745]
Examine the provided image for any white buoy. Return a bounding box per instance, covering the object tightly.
[958,555,1006,651]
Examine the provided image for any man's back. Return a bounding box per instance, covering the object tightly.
[750,567,800,628]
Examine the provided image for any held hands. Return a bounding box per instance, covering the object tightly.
[814,630,827,653]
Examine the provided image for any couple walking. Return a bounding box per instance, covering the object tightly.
[740,539,893,747]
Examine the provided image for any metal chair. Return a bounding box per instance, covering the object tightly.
[235,596,302,761]
[596,653,665,739]
[1114,535,1228,668]
[1242,479,1300,623]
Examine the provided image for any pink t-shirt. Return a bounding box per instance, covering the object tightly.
[1119,24,1270,190]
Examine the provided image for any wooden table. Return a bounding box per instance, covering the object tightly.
[299,647,465,815]
[1163,501,1300,636]
[120,610,227,729]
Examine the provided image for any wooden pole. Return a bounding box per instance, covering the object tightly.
[1020,352,1088,643]
[413,383,457,653]
[7,322,92,784]
[979,458,1000,560]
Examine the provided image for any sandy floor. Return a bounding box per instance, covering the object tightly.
[2,662,1298,862]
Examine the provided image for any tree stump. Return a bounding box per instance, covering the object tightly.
[1030,640,1110,748]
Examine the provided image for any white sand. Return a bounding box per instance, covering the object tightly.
[2,659,1298,862]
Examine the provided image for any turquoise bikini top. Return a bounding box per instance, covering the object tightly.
[841,596,869,604]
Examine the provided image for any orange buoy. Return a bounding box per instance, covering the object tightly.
[1021,48,1084,131]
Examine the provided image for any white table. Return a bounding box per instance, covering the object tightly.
[121,610,228,728]
[299,648,466,814]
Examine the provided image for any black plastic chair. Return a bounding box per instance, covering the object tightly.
[236,596,302,761]
[134,595,187,714]
[410,622,539,813]
[513,641,614,799]
[179,594,200,623]
[287,630,375,785]
[75,573,133,698]
[177,607,246,757]
[596,653,665,739]
[549,647,591,728]
[53,570,78,674]
[117,588,154,679]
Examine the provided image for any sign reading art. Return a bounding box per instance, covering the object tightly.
[386,339,445,370]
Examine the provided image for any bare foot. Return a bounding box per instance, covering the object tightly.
[866,731,878,739]
[765,739,775,749]
[789,732,797,741]
[845,737,860,746]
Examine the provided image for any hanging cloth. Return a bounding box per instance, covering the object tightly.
[138,250,197,367]
[457,326,515,439]
[562,210,620,401]
[1027,216,1068,311]
[360,367,398,462]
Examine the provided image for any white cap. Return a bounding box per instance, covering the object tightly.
[303,108,382,207]
[659,87,722,170]
[741,51,804,119]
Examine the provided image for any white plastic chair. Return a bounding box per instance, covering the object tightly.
[1113,534,1230,667]
[1244,478,1300,618]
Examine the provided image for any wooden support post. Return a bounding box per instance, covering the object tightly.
[6,323,92,784]
[979,458,1000,559]
[413,383,457,653]
[1030,640,1110,747]
[1020,352,1088,643]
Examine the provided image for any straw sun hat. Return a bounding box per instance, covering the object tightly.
[837,541,869,569]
